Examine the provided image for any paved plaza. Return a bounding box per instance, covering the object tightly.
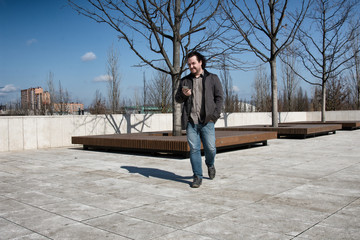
[0,130,359,239]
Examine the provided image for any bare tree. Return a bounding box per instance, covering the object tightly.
[294,87,310,111]
[107,44,121,114]
[147,69,172,113]
[46,71,56,115]
[311,86,322,111]
[348,28,360,109]
[69,0,223,135]
[220,54,235,113]
[252,64,271,112]
[280,45,299,111]
[326,75,351,110]
[57,80,70,115]
[222,0,310,126]
[46,72,70,115]
[134,87,143,113]
[296,0,360,121]
[90,90,106,114]
[143,72,147,108]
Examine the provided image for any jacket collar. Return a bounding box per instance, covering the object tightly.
[190,69,208,79]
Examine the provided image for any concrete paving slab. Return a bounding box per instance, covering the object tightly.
[121,198,233,229]
[185,221,291,240]
[0,218,41,240]
[154,230,214,240]
[263,187,357,213]
[295,224,359,240]
[43,222,129,240]
[2,206,76,237]
[0,130,359,239]
[84,213,175,239]
[38,200,112,222]
[194,202,329,237]
[76,193,154,212]
[4,190,65,207]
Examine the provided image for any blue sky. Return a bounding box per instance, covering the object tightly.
[0,0,260,107]
[0,0,315,107]
[0,0,153,106]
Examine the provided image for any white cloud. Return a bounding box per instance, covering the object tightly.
[0,84,17,93]
[81,52,96,62]
[94,74,112,82]
[232,85,240,92]
[0,84,17,96]
[26,38,38,46]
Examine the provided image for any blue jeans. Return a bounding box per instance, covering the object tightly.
[186,122,216,178]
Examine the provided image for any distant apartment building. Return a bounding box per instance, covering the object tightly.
[21,87,84,114]
[21,87,50,110]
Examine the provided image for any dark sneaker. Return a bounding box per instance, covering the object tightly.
[208,165,216,180]
[191,176,202,188]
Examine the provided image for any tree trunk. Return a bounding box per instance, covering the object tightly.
[270,0,278,127]
[172,75,182,136]
[270,60,278,127]
[321,81,326,122]
[172,0,182,136]
[355,52,360,109]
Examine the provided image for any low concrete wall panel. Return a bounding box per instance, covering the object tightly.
[37,117,51,149]
[0,118,9,151]
[23,117,38,150]
[1,110,359,152]
[61,116,73,147]
[72,116,87,137]
[306,112,321,121]
[9,118,24,151]
[326,110,360,121]
[50,117,63,148]
[280,112,307,123]
[107,114,127,134]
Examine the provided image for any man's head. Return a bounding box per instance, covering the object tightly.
[187,51,206,77]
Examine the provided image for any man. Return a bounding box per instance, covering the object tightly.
[175,51,224,188]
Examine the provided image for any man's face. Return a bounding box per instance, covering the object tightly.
[187,55,203,76]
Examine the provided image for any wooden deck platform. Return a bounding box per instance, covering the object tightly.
[72,131,277,157]
[216,123,342,139]
[282,121,360,130]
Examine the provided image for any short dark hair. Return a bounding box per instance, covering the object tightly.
[187,51,206,69]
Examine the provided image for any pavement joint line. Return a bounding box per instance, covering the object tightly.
[116,210,180,230]
[318,163,360,180]
[291,196,360,239]
[0,215,51,239]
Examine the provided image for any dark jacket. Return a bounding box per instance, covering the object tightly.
[175,69,224,129]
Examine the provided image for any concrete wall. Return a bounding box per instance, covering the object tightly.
[1,110,359,152]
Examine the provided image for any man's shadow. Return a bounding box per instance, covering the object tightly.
[121,166,192,185]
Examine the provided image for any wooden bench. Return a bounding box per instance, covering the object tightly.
[216,124,342,139]
[72,130,277,157]
[282,121,360,130]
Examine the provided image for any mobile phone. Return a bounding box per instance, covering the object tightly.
[182,86,189,89]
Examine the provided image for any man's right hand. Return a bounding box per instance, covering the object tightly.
[182,87,191,96]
